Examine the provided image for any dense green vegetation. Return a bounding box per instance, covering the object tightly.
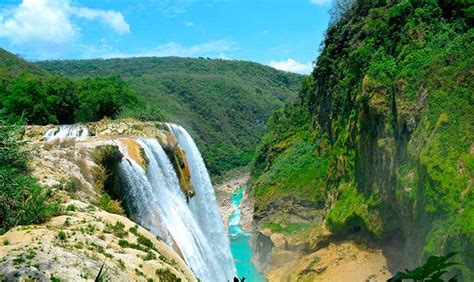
[0,112,59,234]
[0,70,138,125]
[36,57,303,176]
[0,47,143,125]
[389,252,459,282]
[0,48,46,77]
[250,0,473,279]
[91,145,125,215]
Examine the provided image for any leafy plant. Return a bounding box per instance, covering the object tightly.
[156,268,181,282]
[388,252,459,282]
[94,261,107,282]
[137,235,154,249]
[0,111,60,233]
[57,230,66,241]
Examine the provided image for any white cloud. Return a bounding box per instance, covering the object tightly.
[0,0,130,45]
[310,0,332,5]
[73,7,130,35]
[149,0,196,17]
[0,0,75,44]
[269,59,313,75]
[96,40,236,59]
[184,21,194,27]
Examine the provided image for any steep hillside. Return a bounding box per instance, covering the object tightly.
[0,48,46,78]
[250,1,473,280]
[36,57,303,177]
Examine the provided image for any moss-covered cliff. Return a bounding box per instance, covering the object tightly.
[250,1,473,279]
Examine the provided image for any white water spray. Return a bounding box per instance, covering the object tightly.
[44,124,89,140]
[167,124,236,275]
[118,137,236,281]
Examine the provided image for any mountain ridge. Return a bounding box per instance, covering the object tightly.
[35,56,304,176]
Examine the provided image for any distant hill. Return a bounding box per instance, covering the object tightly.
[0,48,46,77]
[37,57,303,176]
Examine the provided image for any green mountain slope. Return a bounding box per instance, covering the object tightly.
[250,1,473,279]
[0,48,47,78]
[36,57,303,177]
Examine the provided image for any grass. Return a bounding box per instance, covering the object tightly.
[103,221,128,238]
[260,221,313,235]
[57,230,66,241]
[137,235,154,249]
[0,113,60,234]
[91,145,124,214]
[117,259,125,270]
[156,268,181,282]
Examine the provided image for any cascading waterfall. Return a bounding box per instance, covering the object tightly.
[44,124,89,140]
[167,124,236,275]
[118,137,236,281]
[42,123,237,281]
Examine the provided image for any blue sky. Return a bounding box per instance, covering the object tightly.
[0,0,332,74]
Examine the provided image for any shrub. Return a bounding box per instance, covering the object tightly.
[143,251,156,261]
[75,76,138,122]
[118,104,164,122]
[57,231,66,241]
[117,259,125,270]
[0,112,60,233]
[137,235,154,249]
[62,177,83,195]
[91,145,122,195]
[389,253,459,281]
[103,221,128,238]
[156,268,181,282]
[129,225,139,236]
[99,194,124,215]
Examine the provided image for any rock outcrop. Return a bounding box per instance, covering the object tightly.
[0,200,195,281]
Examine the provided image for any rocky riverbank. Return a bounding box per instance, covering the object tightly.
[214,174,249,229]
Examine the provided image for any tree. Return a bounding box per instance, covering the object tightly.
[75,76,138,122]
[44,76,78,124]
[2,73,57,125]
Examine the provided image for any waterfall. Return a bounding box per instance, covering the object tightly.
[42,122,237,280]
[44,124,89,140]
[167,124,236,278]
[118,137,236,281]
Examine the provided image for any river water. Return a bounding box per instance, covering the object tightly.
[229,185,264,281]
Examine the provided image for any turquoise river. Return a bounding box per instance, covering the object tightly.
[229,185,264,281]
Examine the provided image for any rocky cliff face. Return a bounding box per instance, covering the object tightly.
[250,1,473,280]
[0,119,197,281]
